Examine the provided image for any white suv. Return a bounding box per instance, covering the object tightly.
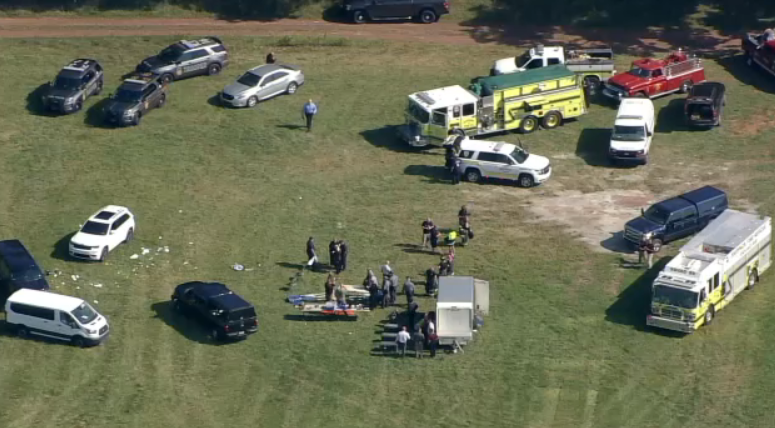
[69,205,135,262]
[456,137,551,187]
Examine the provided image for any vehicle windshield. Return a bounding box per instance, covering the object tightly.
[612,125,646,141]
[81,220,109,236]
[114,88,143,103]
[71,302,99,325]
[11,269,43,282]
[158,45,183,62]
[628,67,651,78]
[515,51,532,68]
[237,72,261,87]
[510,148,529,164]
[54,76,81,90]
[406,99,430,124]
[643,205,669,225]
[653,284,699,309]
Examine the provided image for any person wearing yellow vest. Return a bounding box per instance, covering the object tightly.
[446,229,458,249]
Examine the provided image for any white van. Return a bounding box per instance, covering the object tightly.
[5,289,109,347]
[608,98,655,165]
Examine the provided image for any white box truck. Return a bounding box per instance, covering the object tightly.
[608,97,655,165]
[436,276,489,346]
[647,210,771,333]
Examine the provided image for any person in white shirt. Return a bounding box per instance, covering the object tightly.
[396,326,411,357]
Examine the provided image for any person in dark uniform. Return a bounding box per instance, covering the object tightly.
[458,205,471,228]
[452,156,464,185]
[430,224,440,254]
[328,240,337,268]
[445,146,456,172]
[339,240,349,272]
[333,242,342,274]
[388,274,399,306]
[306,237,317,270]
[425,266,438,295]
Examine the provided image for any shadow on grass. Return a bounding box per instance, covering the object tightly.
[150,301,223,345]
[206,94,223,108]
[50,232,76,261]
[394,243,434,255]
[403,165,451,184]
[361,126,436,153]
[575,128,611,167]
[26,83,59,117]
[655,98,689,134]
[717,54,775,95]
[605,256,677,333]
[83,98,114,128]
[284,313,358,322]
[277,124,306,131]
[600,231,634,254]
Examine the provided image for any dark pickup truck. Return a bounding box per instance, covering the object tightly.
[342,0,450,24]
[623,186,728,252]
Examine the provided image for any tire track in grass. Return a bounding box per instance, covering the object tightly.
[526,387,561,428]
[580,389,599,428]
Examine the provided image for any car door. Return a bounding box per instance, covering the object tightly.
[56,311,79,341]
[81,70,97,98]
[649,68,667,96]
[257,73,278,100]
[370,0,411,18]
[665,209,698,241]
[141,83,160,112]
[269,71,290,95]
[109,214,129,249]
[476,152,511,179]
[179,49,209,77]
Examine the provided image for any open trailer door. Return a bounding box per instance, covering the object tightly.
[474,279,489,315]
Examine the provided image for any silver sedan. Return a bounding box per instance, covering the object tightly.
[220,63,305,108]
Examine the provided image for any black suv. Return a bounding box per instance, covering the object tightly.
[135,36,229,84]
[171,281,258,341]
[0,240,49,302]
[103,73,168,126]
[342,0,450,24]
[41,58,104,114]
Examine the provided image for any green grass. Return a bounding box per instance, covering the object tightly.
[1,35,775,428]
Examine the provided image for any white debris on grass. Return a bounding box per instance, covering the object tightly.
[178,210,183,213]
[93,283,103,288]
[233,264,245,271]
[93,300,98,304]
[71,275,79,281]
[188,242,193,245]
[158,236,163,240]
[183,260,189,265]
[164,246,169,253]
[141,248,150,255]
[130,254,139,259]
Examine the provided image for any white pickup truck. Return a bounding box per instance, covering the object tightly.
[491,45,616,93]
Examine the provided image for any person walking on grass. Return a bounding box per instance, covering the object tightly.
[338,240,349,272]
[324,272,335,302]
[644,239,656,269]
[396,326,411,357]
[425,266,438,296]
[306,237,318,271]
[302,99,318,132]
[404,277,415,306]
[430,224,440,254]
[422,218,434,249]
[451,155,463,185]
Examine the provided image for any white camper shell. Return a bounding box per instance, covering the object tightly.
[5,289,109,347]
[436,276,489,346]
[609,98,655,165]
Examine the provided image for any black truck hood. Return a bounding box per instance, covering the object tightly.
[625,216,663,234]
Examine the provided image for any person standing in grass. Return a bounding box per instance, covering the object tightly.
[266,52,276,64]
[324,272,335,301]
[430,224,440,254]
[422,218,434,249]
[413,328,424,359]
[339,240,349,272]
[302,99,318,132]
[425,266,438,296]
[306,237,318,270]
[396,326,411,357]
[404,277,415,307]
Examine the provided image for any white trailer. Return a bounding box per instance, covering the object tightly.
[436,276,489,346]
[647,209,772,333]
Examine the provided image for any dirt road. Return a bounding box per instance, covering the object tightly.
[0,16,739,53]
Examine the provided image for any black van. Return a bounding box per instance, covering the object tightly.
[0,240,50,302]
[685,82,725,128]
[624,186,728,252]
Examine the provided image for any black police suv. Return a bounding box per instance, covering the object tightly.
[171,281,258,341]
[342,0,450,24]
[135,36,229,85]
[40,58,104,114]
[103,73,168,127]
[0,240,49,303]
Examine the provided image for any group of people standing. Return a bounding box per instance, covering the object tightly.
[329,239,349,274]
[361,261,421,311]
[396,311,439,358]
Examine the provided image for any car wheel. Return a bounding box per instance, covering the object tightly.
[748,269,758,290]
[133,112,142,126]
[704,305,714,325]
[465,169,481,183]
[208,63,222,76]
[519,116,538,134]
[680,80,693,93]
[74,99,83,112]
[16,325,29,339]
[286,82,298,95]
[419,9,437,24]
[94,80,103,96]
[71,336,85,348]
[99,247,108,262]
[651,239,663,253]
[518,174,535,188]
[247,96,258,108]
[541,111,562,129]
[157,94,166,108]
[161,74,174,85]
[125,228,134,243]
[352,10,367,24]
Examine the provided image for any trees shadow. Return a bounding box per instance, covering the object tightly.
[403,165,451,184]
[360,126,437,153]
[50,232,76,261]
[716,54,775,95]
[575,128,612,167]
[149,301,223,345]
[655,98,689,134]
[605,256,674,331]
[83,98,113,128]
[26,83,58,117]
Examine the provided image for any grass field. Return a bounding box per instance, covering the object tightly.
[2,35,775,428]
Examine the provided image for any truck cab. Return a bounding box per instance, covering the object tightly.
[491,45,565,76]
[624,186,728,252]
[742,31,775,77]
[399,85,480,147]
[608,98,654,165]
[603,50,705,101]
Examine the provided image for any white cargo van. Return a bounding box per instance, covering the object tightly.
[5,289,109,347]
[608,98,655,165]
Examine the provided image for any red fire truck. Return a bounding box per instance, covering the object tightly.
[602,49,706,101]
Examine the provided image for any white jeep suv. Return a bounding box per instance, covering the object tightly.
[456,137,551,187]
[69,205,135,262]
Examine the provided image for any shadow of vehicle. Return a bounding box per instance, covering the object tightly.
[322,3,349,23]
[26,83,59,117]
[600,231,634,254]
[575,128,612,167]
[360,126,438,153]
[403,165,451,184]
[83,98,114,129]
[605,256,683,335]
[655,98,689,134]
[207,94,222,108]
[284,313,358,322]
[717,54,775,95]
[50,232,77,262]
[150,301,225,345]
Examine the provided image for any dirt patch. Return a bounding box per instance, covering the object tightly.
[523,189,655,253]
[727,113,775,137]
